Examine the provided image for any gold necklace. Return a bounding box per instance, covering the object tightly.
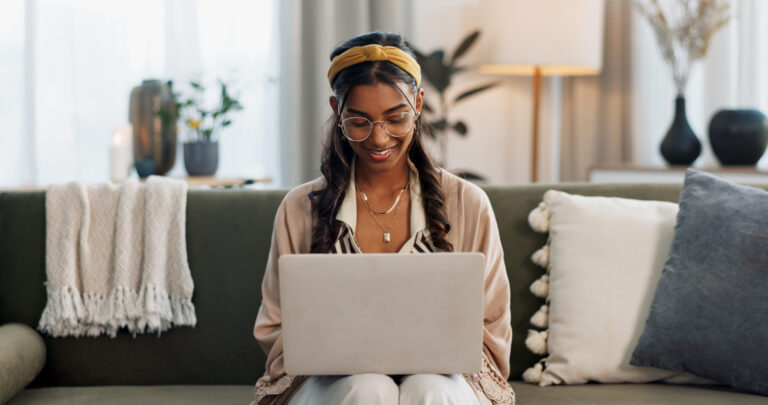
[355,181,408,215]
[356,183,409,243]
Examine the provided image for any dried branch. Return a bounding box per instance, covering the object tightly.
[635,0,732,95]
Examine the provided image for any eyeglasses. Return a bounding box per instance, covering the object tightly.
[338,111,419,142]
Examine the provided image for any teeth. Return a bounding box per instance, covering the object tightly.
[372,149,389,155]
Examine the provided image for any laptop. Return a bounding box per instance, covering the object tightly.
[279,252,485,376]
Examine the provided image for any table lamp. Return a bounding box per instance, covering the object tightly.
[479,0,605,182]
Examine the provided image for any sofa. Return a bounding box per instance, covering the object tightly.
[1,183,767,405]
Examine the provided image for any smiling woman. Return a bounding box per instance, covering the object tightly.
[251,32,515,405]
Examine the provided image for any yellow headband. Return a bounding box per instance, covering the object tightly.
[327,44,421,88]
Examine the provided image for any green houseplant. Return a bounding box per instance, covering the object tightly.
[164,79,243,176]
[412,30,498,169]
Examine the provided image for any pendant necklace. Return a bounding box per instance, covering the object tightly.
[356,182,409,215]
[356,182,409,243]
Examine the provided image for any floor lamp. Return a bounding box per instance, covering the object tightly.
[479,0,605,183]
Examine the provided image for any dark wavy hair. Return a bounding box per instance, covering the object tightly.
[308,31,453,253]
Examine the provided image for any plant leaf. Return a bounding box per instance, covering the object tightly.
[450,30,480,64]
[453,82,498,104]
[431,118,448,132]
[421,50,450,92]
[452,121,468,136]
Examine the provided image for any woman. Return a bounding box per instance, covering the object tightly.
[251,32,514,405]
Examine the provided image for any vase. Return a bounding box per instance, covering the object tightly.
[134,159,156,179]
[660,96,701,165]
[708,109,768,166]
[129,79,177,176]
[184,141,219,176]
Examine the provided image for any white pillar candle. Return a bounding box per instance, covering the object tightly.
[110,125,133,183]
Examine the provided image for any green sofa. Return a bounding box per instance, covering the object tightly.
[1,184,767,405]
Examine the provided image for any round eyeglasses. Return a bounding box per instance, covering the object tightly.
[338,111,419,142]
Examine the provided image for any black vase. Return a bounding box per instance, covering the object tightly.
[184,141,219,176]
[708,109,768,166]
[660,96,701,165]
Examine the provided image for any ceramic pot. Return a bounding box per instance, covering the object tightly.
[184,141,219,176]
[708,109,768,166]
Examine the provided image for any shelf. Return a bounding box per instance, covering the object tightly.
[589,163,768,184]
[0,176,273,193]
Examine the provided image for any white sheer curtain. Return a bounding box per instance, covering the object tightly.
[0,0,280,188]
[631,0,768,169]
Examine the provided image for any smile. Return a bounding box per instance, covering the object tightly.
[366,146,396,161]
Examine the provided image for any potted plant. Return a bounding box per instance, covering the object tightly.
[168,79,243,176]
[412,30,498,171]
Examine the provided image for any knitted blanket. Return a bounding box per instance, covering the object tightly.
[38,176,196,338]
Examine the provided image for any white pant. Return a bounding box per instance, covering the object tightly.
[286,373,480,405]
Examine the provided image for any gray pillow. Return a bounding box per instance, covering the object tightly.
[631,168,768,396]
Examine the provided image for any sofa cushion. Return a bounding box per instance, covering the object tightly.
[522,190,706,386]
[508,381,768,404]
[481,183,687,379]
[0,324,46,404]
[631,169,768,395]
[7,383,768,405]
[6,385,254,405]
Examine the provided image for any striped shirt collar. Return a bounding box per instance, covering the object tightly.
[336,157,427,243]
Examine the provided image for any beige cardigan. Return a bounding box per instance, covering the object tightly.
[251,170,515,405]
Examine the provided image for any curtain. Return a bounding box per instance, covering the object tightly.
[0,0,280,188]
[279,0,414,186]
[558,0,633,182]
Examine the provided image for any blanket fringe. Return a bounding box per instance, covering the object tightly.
[38,283,196,338]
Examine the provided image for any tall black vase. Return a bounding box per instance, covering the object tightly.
[660,96,701,165]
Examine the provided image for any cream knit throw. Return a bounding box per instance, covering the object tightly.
[38,176,196,338]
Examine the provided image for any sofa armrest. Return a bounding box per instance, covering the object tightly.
[0,323,46,404]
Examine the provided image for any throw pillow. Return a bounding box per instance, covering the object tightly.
[631,169,768,395]
[523,189,706,386]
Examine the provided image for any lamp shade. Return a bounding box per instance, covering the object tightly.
[479,0,605,76]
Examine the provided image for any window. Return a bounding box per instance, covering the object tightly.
[0,0,280,187]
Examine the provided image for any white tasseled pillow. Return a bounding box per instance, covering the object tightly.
[522,190,710,387]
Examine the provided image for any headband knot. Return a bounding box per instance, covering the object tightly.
[360,44,388,60]
[327,44,421,87]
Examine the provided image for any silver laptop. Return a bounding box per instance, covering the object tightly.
[279,252,485,376]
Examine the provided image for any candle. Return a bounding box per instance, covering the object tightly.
[110,125,133,183]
